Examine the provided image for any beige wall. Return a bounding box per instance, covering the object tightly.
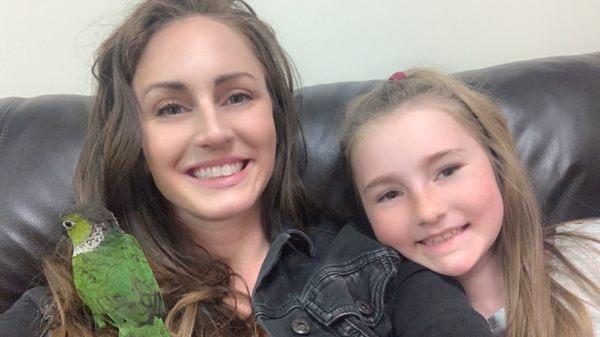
[2,0,600,97]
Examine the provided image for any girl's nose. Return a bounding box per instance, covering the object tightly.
[414,188,447,226]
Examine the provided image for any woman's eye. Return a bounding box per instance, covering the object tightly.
[377,190,401,203]
[154,102,182,116]
[227,92,251,105]
[438,166,459,179]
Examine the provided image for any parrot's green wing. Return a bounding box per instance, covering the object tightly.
[73,229,168,337]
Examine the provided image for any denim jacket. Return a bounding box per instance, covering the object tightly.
[253,222,494,337]
[0,223,493,337]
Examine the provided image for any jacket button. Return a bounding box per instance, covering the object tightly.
[356,300,373,316]
[290,318,311,335]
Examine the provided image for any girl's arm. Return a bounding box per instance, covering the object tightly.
[387,261,494,337]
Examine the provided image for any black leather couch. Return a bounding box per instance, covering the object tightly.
[1,52,599,313]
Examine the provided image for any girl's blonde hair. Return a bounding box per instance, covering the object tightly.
[342,68,599,337]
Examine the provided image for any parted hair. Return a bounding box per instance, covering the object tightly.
[42,0,315,336]
[341,69,599,337]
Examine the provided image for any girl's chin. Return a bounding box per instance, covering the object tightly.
[422,260,475,278]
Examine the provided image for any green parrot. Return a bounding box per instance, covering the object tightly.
[61,204,170,337]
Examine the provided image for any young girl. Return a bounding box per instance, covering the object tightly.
[342,69,599,337]
[0,2,496,337]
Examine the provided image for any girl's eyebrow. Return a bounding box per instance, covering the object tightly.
[422,148,464,168]
[361,148,464,195]
[362,174,399,195]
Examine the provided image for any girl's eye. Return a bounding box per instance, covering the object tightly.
[227,92,251,105]
[154,102,183,116]
[438,166,460,179]
[376,190,402,203]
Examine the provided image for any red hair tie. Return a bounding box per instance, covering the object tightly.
[388,71,407,81]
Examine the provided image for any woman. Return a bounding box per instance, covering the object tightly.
[0,1,494,336]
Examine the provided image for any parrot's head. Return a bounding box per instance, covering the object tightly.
[62,213,93,245]
[61,204,117,246]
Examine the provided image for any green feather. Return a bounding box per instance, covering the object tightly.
[63,204,170,337]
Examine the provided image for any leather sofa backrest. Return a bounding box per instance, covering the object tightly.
[298,53,600,226]
[1,53,600,312]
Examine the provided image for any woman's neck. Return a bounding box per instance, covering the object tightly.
[456,250,505,318]
[174,206,270,315]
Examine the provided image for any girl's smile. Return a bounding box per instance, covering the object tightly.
[351,107,504,278]
[418,223,469,246]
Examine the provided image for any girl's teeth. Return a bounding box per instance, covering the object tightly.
[194,162,243,179]
[422,226,465,246]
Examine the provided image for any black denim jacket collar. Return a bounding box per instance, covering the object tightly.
[252,221,401,335]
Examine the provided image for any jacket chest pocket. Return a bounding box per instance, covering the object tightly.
[299,250,398,335]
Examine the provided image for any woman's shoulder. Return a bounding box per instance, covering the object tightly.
[0,286,51,337]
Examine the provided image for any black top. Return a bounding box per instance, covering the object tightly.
[253,221,493,336]
[0,222,493,337]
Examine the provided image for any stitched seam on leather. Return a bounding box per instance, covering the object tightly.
[0,97,24,153]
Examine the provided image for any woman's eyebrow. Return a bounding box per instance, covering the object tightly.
[142,81,186,98]
[214,72,257,86]
[141,72,258,98]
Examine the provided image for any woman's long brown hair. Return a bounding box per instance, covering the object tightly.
[43,0,315,336]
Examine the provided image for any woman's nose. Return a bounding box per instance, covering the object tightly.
[414,188,447,226]
[192,108,233,149]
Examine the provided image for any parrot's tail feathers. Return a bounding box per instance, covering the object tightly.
[118,317,170,337]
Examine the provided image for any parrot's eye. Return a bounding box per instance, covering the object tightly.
[62,220,75,229]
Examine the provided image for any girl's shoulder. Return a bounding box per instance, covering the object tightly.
[385,262,495,337]
[551,217,600,274]
[551,218,600,335]
[0,286,51,337]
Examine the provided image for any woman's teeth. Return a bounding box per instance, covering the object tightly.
[421,226,466,246]
[193,162,243,179]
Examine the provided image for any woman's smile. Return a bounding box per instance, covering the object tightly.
[184,158,251,189]
[134,16,277,223]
